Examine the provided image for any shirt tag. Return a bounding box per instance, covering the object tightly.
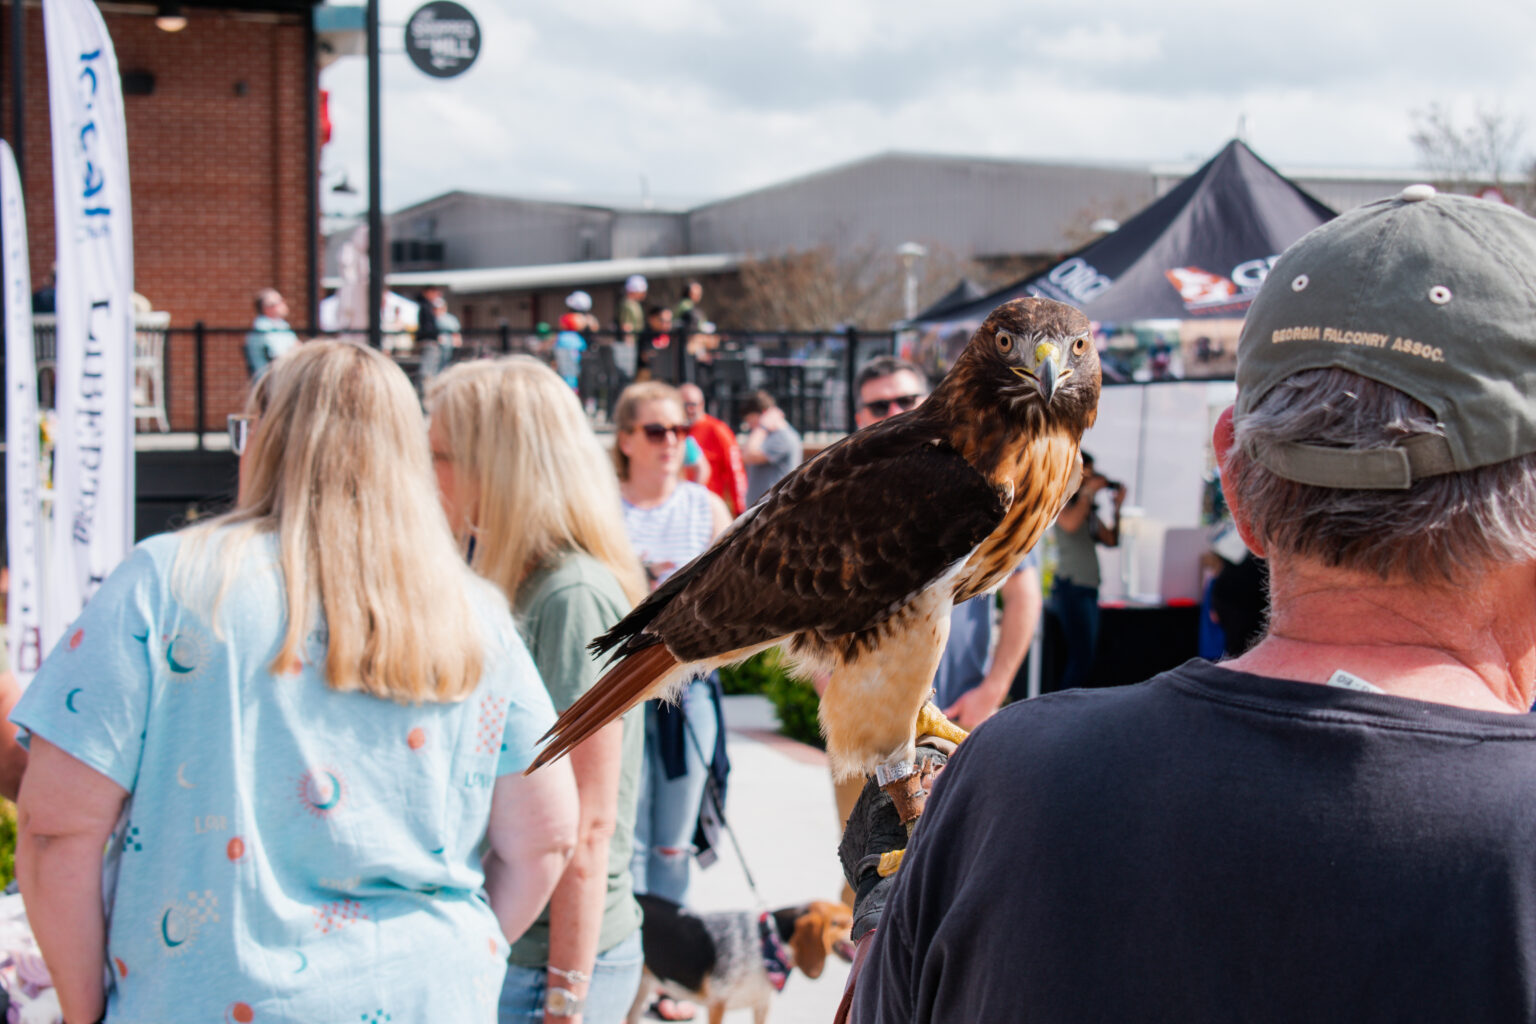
[1326,669,1385,694]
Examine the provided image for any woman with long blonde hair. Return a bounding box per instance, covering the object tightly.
[15,342,576,1024]
[608,380,733,1022]
[427,356,649,1024]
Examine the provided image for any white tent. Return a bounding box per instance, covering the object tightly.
[318,290,420,347]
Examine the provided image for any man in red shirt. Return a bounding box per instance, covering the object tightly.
[679,383,748,516]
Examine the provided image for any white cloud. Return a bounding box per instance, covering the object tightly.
[1030,23,1164,65]
[319,0,1536,216]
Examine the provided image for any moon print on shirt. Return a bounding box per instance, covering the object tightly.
[163,626,210,681]
[156,890,220,956]
[297,768,345,818]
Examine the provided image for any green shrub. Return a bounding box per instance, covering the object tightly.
[763,670,824,749]
[719,650,825,748]
[0,799,14,888]
[719,650,779,695]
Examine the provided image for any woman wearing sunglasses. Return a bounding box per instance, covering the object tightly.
[14,342,577,1024]
[611,381,732,1023]
[425,357,651,1024]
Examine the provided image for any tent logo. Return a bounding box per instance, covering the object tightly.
[1046,257,1113,303]
[1164,256,1278,312]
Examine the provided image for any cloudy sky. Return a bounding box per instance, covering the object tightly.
[319,0,1536,217]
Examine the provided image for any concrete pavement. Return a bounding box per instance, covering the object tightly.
[673,694,853,1023]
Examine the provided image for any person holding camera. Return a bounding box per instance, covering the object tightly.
[1050,451,1123,689]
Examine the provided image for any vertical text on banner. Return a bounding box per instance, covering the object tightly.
[42,0,135,644]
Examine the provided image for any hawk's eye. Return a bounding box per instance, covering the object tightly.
[996,331,1013,353]
[1072,336,1088,355]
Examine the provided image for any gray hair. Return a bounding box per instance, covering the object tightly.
[1227,368,1536,583]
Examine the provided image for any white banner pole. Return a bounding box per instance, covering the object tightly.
[43,0,135,642]
[2,141,43,683]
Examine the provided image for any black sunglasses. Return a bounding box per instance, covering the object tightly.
[861,394,922,416]
[640,423,688,442]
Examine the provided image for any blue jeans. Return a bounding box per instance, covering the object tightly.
[1053,579,1101,690]
[631,676,720,903]
[498,930,644,1024]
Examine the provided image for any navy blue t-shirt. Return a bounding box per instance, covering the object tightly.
[858,659,1536,1023]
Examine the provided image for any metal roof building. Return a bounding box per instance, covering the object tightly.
[357,147,1431,328]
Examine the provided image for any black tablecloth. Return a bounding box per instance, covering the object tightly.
[1015,602,1201,699]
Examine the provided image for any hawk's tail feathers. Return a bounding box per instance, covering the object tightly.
[587,619,635,660]
[526,642,678,773]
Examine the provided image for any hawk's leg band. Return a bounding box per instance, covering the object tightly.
[873,760,916,787]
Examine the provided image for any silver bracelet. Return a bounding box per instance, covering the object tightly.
[548,964,591,985]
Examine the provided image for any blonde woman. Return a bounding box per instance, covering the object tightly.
[427,357,650,1024]
[14,342,577,1024]
[611,381,732,1022]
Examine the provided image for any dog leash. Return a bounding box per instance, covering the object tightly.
[681,712,765,904]
[681,710,803,991]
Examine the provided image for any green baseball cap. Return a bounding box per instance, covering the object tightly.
[1235,185,1536,489]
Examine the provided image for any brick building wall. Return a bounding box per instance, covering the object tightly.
[10,5,315,431]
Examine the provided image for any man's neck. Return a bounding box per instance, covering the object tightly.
[1225,558,1536,713]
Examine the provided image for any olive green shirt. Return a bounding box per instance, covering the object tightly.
[1052,511,1103,589]
[507,551,643,965]
[617,297,644,336]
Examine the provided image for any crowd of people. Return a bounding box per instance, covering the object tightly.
[10,339,787,1022]
[16,185,1536,1024]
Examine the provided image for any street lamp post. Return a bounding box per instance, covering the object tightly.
[366,0,383,350]
[896,241,927,321]
[896,242,927,358]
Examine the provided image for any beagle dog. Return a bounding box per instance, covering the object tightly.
[627,894,855,1024]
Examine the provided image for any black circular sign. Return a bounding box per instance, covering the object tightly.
[405,2,481,79]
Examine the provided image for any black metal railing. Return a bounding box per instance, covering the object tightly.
[11,322,901,446]
[11,319,1238,448]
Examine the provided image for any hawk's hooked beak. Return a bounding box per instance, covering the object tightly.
[1010,341,1065,400]
[1035,343,1062,402]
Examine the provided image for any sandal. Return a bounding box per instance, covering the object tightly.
[649,996,697,1021]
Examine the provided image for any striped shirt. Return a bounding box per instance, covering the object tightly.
[622,481,717,589]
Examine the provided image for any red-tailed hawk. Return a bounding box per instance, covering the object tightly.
[530,297,1101,825]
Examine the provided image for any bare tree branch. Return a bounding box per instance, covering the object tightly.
[714,241,1008,331]
[1410,102,1532,211]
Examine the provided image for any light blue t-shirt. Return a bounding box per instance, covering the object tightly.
[554,330,587,387]
[12,530,556,1024]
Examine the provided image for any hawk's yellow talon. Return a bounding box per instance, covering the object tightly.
[877,849,906,877]
[915,701,969,747]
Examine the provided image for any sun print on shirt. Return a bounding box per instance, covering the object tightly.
[296,767,346,818]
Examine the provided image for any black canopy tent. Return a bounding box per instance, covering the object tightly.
[919,139,1337,335]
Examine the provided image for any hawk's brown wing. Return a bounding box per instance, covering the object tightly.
[594,415,1009,664]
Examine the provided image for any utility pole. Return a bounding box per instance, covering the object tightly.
[366,0,383,349]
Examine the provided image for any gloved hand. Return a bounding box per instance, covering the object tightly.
[836,744,949,941]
